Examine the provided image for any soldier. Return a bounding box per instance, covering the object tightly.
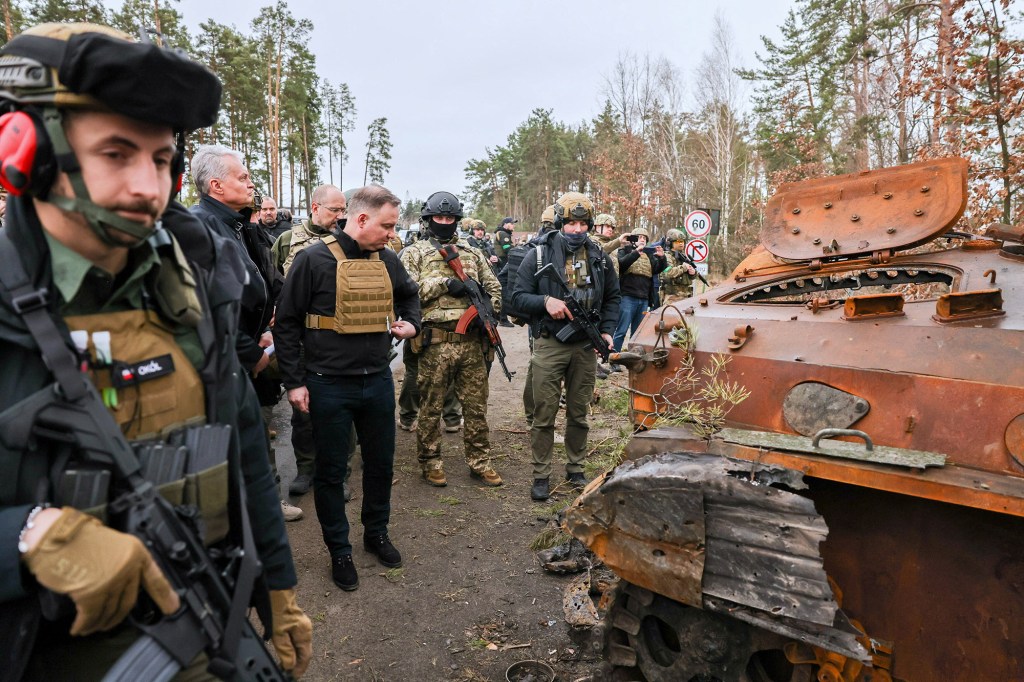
[467,219,499,269]
[659,228,697,302]
[510,192,620,501]
[593,213,621,254]
[0,22,311,677]
[494,216,517,326]
[400,192,503,487]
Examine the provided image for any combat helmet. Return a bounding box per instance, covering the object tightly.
[541,205,555,224]
[553,191,594,230]
[0,23,221,245]
[420,191,463,220]
[594,213,616,228]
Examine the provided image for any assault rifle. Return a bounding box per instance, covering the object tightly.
[670,247,709,286]
[437,245,515,382]
[12,381,286,682]
[535,263,611,363]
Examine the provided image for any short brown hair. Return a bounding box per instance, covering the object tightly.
[348,184,400,216]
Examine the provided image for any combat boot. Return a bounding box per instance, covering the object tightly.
[422,464,447,487]
[531,477,550,501]
[471,467,503,487]
[566,471,589,489]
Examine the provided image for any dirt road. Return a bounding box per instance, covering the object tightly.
[268,324,628,681]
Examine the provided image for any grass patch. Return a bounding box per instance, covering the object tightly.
[469,638,489,650]
[438,495,461,506]
[529,526,571,551]
[383,568,404,583]
[412,508,446,518]
[600,387,630,416]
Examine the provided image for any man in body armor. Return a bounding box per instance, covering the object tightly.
[593,213,621,254]
[275,185,420,593]
[271,184,348,499]
[400,192,503,488]
[660,227,696,301]
[510,192,620,501]
[0,22,311,679]
[612,227,667,353]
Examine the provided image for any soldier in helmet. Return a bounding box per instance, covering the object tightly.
[539,205,557,235]
[660,228,697,302]
[0,22,311,677]
[400,192,504,487]
[593,213,620,254]
[510,192,620,501]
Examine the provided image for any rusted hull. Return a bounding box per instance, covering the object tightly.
[809,480,1024,681]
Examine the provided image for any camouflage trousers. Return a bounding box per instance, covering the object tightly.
[416,336,492,473]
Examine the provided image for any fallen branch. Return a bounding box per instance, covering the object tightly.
[501,643,532,651]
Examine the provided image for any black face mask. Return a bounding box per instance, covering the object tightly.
[563,232,588,251]
[428,218,458,241]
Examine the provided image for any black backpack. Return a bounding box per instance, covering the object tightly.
[500,242,540,325]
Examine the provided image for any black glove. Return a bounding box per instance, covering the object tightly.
[446,278,468,297]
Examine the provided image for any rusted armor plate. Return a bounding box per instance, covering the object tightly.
[763,157,968,261]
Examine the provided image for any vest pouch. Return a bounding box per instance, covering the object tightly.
[182,461,229,545]
[409,332,424,354]
[157,478,186,507]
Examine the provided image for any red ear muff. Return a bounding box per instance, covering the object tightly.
[0,111,40,195]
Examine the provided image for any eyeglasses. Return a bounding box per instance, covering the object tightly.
[319,205,347,215]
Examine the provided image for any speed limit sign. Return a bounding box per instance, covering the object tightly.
[684,210,712,238]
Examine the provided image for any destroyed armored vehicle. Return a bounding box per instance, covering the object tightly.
[566,158,1024,681]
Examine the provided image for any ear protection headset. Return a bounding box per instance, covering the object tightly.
[0,109,56,198]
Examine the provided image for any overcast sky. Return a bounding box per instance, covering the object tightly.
[175,0,793,208]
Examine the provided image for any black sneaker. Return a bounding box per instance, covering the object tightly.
[566,471,588,489]
[531,477,550,501]
[289,473,312,496]
[332,555,359,591]
[364,533,402,568]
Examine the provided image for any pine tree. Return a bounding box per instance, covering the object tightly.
[363,117,392,185]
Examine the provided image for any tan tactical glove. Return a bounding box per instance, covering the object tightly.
[269,588,313,678]
[22,507,180,636]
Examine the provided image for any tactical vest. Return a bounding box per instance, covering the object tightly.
[623,250,654,278]
[282,220,329,276]
[305,234,394,334]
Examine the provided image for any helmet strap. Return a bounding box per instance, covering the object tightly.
[39,106,154,247]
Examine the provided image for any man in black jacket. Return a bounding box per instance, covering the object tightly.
[0,22,310,678]
[275,185,421,592]
[256,195,294,247]
[510,192,620,501]
[189,144,301,520]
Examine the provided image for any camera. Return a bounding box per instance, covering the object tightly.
[624,234,640,243]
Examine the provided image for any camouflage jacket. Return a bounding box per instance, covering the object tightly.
[400,237,502,324]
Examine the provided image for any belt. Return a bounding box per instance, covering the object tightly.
[424,327,477,344]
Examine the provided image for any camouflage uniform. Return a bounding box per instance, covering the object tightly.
[400,237,503,478]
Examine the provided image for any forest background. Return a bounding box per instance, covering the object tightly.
[2,0,1021,277]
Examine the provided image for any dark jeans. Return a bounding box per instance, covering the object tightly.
[307,370,396,558]
[612,295,649,352]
